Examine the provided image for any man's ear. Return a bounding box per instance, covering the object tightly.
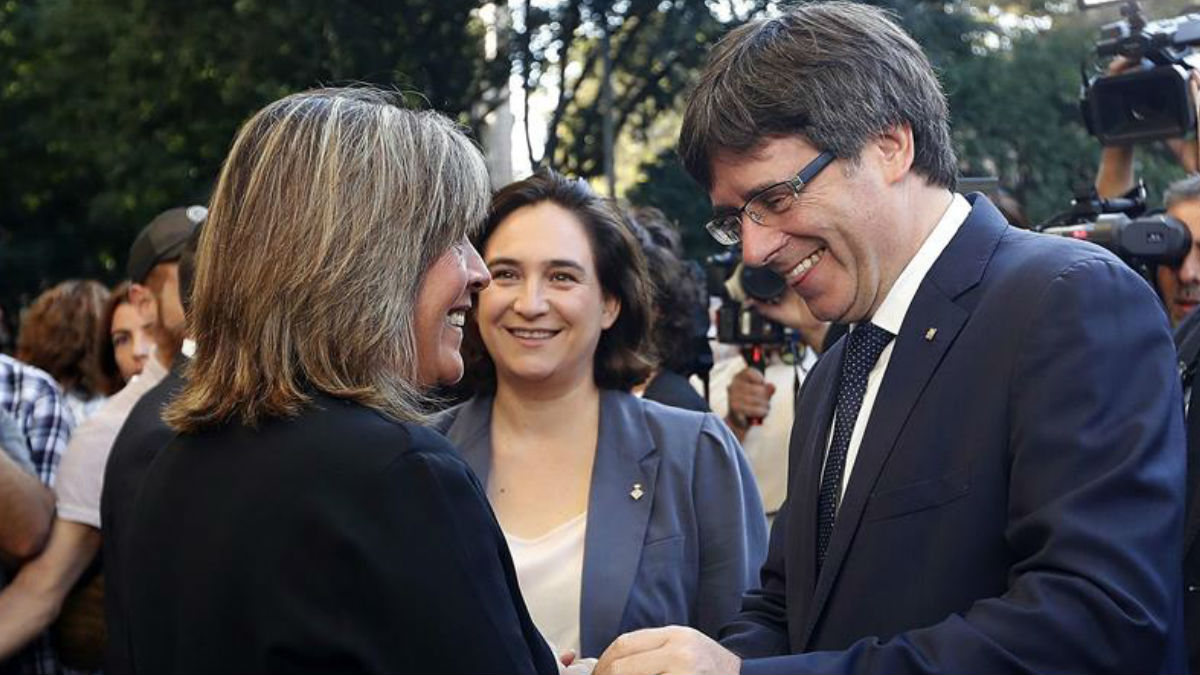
[873,124,916,185]
[601,295,621,330]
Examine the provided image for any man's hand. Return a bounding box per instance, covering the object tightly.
[596,627,740,675]
[726,368,775,440]
[745,287,828,351]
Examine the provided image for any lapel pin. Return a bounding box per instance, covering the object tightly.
[630,483,644,500]
[924,327,938,342]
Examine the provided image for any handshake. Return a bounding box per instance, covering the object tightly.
[555,626,740,675]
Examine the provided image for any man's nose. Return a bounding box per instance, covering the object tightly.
[740,218,777,268]
[1180,249,1200,285]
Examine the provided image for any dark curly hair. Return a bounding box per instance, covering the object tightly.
[623,208,708,376]
[461,169,655,393]
[17,280,114,397]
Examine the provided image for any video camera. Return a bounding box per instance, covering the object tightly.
[704,251,797,346]
[1079,0,1200,145]
[1036,182,1191,277]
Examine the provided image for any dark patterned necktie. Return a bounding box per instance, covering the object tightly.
[816,322,894,570]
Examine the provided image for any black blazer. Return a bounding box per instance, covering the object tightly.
[642,369,709,413]
[1173,306,1200,675]
[721,194,1189,673]
[121,393,556,674]
[101,361,186,674]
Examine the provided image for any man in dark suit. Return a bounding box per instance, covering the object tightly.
[596,2,1188,673]
[1173,306,1200,674]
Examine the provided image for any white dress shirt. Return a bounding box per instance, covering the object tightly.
[826,193,972,500]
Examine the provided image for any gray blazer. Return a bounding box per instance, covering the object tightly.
[432,389,768,658]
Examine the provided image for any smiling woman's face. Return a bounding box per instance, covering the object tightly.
[413,236,490,387]
[477,202,619,390]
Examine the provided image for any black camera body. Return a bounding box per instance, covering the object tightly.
[1037,184,1191,275]
[704,251,793,346]
[1080,0,1200,145]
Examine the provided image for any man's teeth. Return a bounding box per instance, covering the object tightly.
[510,328,556,339]
[446,310,466,328]
[789,247,826,278]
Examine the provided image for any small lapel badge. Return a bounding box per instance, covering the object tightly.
[924,327,938,342]
[630,483,644,500]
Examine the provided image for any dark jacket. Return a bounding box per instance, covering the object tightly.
[721,194,1189,674]
[121,393,556,674]
[101,361,186,674]
[1173,305,1200,675]
[641,369,710,413]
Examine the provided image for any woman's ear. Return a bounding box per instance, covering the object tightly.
[601,294,621,330]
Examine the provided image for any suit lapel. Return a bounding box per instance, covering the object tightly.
[579,391,660,657]
[799,194,1007,648]
[441,395,496,484]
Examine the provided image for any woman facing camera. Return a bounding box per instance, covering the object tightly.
[122,89,556,675]
[436,170,767,659]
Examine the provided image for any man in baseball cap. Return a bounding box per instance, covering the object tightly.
[125,205,205,363]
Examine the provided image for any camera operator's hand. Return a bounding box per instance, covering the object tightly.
[1096,57,1139,198]
[726,367,775,442]
[745,287,829,352]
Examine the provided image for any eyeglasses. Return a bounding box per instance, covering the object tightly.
[704,151,835,246]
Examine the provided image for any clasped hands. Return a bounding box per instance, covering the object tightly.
[586,626,740,675]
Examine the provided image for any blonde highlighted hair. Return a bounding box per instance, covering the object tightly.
[165,87,489,432]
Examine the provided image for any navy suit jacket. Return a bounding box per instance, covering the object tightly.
[721,194,1189,674]
[434,390,767,658]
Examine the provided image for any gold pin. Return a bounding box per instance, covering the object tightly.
[924,327,938,341]
[630,483,644,500]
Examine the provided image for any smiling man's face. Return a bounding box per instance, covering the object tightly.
[707,135,911,324]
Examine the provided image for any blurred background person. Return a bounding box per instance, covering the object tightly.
[125,88,554,674]
[437,169,766,660]
[623,207,710,412]
[100,223,201,674]
[0,353,73,674]
[0,206,201,673]
[16,280,113,423]
[98,281,157,388]
[703,285,830,520]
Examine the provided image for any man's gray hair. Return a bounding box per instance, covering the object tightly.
[1165,174,1200,210]
[679,1,957,191]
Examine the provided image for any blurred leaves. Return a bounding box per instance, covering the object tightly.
[0,0,498,316]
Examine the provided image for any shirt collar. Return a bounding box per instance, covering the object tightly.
[868,192,971,335]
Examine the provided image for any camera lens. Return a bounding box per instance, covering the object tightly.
[740,265,787,302]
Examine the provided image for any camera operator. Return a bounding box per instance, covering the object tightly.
[707,286,830,519]
[1096,54,1200,675]
[1096,58,1200,327]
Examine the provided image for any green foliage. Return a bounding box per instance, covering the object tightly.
[0,0,496,318]
[627,0,1196,261]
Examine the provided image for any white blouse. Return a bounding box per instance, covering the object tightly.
[503,511,588,655]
